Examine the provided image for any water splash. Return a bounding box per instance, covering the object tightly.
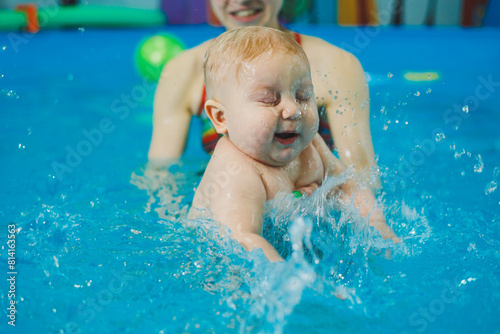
[236,218,318,333]
[484,167,500,195]
[435,132,446,142]
[452,145,467,159]
[0,89,20,99]
[130,161,201,221]
[473,154,484,173]
[484,181,497,195]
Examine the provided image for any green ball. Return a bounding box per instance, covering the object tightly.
[135,34,185,81]
[280,0,309,22]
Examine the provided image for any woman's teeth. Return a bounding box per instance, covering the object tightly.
[233,9,260,17]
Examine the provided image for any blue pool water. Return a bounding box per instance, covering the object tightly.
[1,25,500,333]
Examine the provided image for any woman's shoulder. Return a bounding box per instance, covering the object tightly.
[300,34,361,68]
[164,39,212,73]
[188,39,213,58]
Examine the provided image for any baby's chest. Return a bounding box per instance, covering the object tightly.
[292,149,324,188]
[261,149,324,198]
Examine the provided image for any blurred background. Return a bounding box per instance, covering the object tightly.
[1,0,499,29]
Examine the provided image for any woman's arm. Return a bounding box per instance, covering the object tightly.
[313,134,398,243]
[306,37,378,188]
[328,52,377,186]
[148,48,202,162]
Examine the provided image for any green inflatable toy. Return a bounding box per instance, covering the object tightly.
[135,34,185,81]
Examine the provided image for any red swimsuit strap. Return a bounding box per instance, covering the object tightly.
[198,84,207,116]
[294,32,302,45]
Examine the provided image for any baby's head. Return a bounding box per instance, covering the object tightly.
[204,26,308,99]
[203,26,319,166]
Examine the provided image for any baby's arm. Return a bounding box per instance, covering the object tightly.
[312,135,399,243]
[208,161,283,262]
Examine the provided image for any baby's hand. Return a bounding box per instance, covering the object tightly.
[293,182,320,197]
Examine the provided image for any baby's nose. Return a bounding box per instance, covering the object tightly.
[281,96,301,120]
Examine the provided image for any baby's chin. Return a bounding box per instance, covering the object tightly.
[245,146,304,167]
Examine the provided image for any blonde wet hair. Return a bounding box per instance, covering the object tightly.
[203,26,309,98]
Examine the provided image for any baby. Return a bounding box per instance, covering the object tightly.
[188,26,398,261]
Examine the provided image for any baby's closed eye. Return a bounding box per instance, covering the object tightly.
[259,91,280,105]
[295,86,312,102]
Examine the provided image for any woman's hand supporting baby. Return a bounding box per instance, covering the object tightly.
[340,181,399,243]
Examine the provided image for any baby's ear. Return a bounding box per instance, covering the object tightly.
[205,99,227,134]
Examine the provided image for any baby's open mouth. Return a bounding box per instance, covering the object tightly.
[275,132,299,145]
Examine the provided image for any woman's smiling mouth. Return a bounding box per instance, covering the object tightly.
[229,8,263,22]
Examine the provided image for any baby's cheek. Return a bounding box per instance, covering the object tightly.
[253,113,276,131]
[253,122,274,142]
[237,122,267,148]
[304,109,319,131]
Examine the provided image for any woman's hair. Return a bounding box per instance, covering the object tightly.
[204,26,309,97]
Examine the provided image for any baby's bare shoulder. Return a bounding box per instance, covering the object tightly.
[209,139,261,180]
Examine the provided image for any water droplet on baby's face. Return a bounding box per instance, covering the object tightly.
[240,62,256,81]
